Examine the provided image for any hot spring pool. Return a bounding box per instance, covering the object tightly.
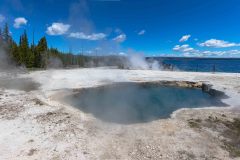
[61,83,227,124]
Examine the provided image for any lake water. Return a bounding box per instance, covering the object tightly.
[61,83,227,124]
[150,57,240,73]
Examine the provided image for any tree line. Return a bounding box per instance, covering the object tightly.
[0,23,89,69]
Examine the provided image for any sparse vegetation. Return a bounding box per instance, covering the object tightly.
[188,118,202,128]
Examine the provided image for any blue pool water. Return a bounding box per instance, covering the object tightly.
[62,83,227,124]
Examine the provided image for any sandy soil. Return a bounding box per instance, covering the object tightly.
[0,68,240,160]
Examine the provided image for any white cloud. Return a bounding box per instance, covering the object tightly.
[138,30,145,35]
[201,50,240,57]
[173,44,197,53]
[46,23,70,35]
[227,50,240,55]
[13,17,27,28]
[113,34,126,43]
[118,52,127,56]
[173,44,240,57]
[199,39,240,48]
[69,32,106,40]
[0,14,5,23]
[179,34,191,42]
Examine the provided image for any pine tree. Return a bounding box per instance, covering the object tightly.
[0,24,87,69]
[36,37,48,68]
[10,41,20,65]
[19,30,32,66]
[2,23,10,44]
[27,50,35,68]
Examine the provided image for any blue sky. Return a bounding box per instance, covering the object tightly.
[1,0,240,57]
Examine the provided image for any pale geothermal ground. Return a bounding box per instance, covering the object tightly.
[0,68,240,160]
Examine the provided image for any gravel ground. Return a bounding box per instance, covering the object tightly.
[0,68,240,160]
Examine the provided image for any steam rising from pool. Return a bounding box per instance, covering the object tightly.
[0,78,40,92]
[61,83,227,124]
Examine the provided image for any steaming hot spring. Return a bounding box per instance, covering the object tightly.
[56,82,227,124]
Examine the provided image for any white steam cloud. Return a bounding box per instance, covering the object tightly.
[123,51,161,70]
[47,56,63,69]
[0,47,10,70]
[128,54,149,70]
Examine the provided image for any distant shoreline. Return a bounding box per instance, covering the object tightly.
[146,56,240,60]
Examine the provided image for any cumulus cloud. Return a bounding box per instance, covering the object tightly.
[138,30,145,35]
[199,39,240,48]
[173,44,240,57]
[69,32,106,40]
[173,44,197,53]
[13,17,27,28]
[113,34,126,43]
[179,34,191,42]
[46,23,70,35]
[0,14,5,23]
